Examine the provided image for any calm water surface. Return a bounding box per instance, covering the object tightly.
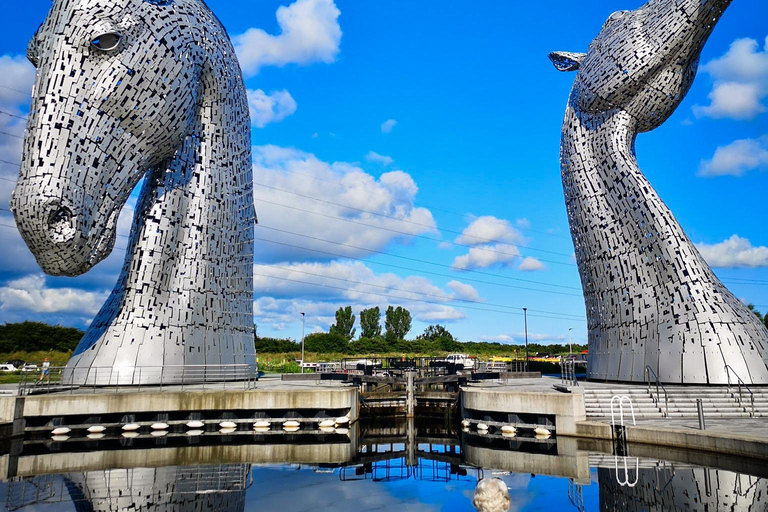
[0,419,764,511]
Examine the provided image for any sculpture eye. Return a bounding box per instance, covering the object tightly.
[91,32,122,52]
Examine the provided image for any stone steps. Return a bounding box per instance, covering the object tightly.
[583,386,763,419]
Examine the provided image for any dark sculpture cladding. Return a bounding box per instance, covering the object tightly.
[551,0,768,384]
[10,0,256,384]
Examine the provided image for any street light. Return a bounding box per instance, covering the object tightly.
[300,312,306,374]
[568,327,573,355]
[523,307,528,372]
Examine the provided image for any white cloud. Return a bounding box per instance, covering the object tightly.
[380,119,397,134]
[696,235,768,268]
[446,280,482,301]
[698,136,768,177]
[247,89,297,128]
[233,0,342,77]
[455,216,523,246]
[365,151,393,166]
[479,332,567,344]
[518,257,546,272]
[515,218,531,229]
[693,36,768,120]
[451,217,524,270]
[251,144,436,263]
[253,260,465,330]
[452,243,520,270]
[0,274,108,315]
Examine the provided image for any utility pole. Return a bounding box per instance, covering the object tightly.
[523,307,529,372]
[568,327,573,355]
[300,312,306,374]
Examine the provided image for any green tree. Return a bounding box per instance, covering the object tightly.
[417,324,455,341]
[329,306,356,341]
[384,306,412,342]
[748,304,763,322]
[304,332,349,353]
[0,322,84,353]
[359,307,382,339]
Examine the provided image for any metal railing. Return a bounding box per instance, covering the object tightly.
[18,363,258,395]
[724,365,755,417]
[644,366,669,417]
[560,357,579,387]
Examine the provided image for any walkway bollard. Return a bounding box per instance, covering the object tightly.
[696,399,706,430]
[406,371,415,418]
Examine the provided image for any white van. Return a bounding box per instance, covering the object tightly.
[0,364,17,372]
[445,354,476,369]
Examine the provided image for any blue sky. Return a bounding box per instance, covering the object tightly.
[0,0,766,346]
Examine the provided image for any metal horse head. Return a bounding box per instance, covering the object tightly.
[550,0,732,132]
[12,0,211,275]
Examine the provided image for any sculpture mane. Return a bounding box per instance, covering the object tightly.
[11,0,256,384]
[551,0,768,384]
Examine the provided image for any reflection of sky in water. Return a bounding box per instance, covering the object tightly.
[0,461,602,512]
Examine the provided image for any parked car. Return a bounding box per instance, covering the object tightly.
[0,364,17,372]
[444,354,476,370]
[20,364,39,373]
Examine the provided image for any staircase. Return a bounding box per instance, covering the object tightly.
[584,387,768,419]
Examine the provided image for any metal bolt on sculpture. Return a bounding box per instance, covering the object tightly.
[551,0,768,384]
[11,0,256,385]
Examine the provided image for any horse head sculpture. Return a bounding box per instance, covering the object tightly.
[12,0,257,384]
[550,0,768,384]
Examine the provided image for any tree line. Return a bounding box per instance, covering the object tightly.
[748,304,768,331]
[0,322,84,353]
[255,305,588,356]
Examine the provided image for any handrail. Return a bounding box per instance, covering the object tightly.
[560,357,579,387]
[724,365,755,417]
[644,366,669,417]
[18,363,258,395]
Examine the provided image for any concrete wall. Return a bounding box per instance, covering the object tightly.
[462,387,586,435]
[21,387,359,421]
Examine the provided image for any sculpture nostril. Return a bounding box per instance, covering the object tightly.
[47,205,76,243]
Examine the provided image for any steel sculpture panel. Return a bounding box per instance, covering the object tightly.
[11,0,256,384]
[551,0,768,384]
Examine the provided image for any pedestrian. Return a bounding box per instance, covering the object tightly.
[38,357,51,384]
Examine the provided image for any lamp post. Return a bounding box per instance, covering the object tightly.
[300,312,306,374]
[523,307,528,372]
[568,327,573,355]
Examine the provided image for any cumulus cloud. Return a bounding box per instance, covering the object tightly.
[247,89,297,128]
[451,216,524,270]
[253,260,465,330]
[0,275,108,315]
[696,235,768,268]
[455,216,523,246]
[693,36,768,120]
[233,0,342,77]
[365,151,393,166]
[452,243,520,270]
[380,119,397,134]
[698,136,768,177]
[518,257,546,272]
[446,281,482,301]
[251,144,436,263]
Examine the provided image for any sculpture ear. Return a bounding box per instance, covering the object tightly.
[549,51,586,72]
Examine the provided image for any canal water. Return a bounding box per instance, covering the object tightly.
[0,418,764,511]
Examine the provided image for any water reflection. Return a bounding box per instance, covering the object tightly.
[0,419,765,511]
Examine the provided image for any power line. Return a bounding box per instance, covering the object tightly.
[0,109,28,121]
[0,130,23,139]
[262,163,573,240]
[253,235,583,298]
[257,224,581,291]
[253,270,585,322]
[256,263,586,320]
[254,196,577,267]
[253,181,574,255]
[0,83,29,95]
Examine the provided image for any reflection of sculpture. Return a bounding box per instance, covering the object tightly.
[11,0,256,384]
[598,467,768,511]
[65,466,250,512]
[551,0,768,384]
